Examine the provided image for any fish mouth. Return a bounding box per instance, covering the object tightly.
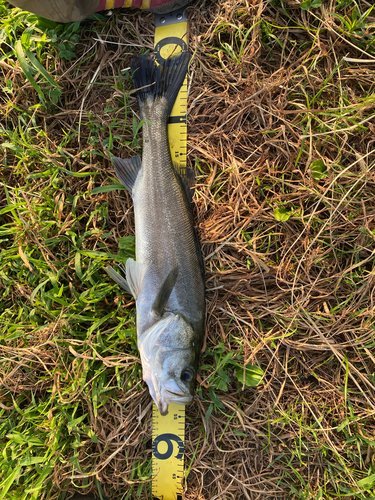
[166,391,193,404]
[164,380,193,404]
[155,394,192,415]
[155,390,193,415]
[167,389,186,397]
[145,379,192,415]
[165,390,193,405]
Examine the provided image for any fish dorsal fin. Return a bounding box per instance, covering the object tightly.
[113,156,142,194]
[173,164,205,280]
[152,267,179,316]
[173,162,195,203]
[105,265,132,295]
[126,258,145,299]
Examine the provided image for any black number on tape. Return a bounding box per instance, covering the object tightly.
[153,433,184,460]
[154,37,188,65]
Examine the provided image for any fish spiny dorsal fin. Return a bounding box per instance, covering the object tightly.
[126,258,145,299]
[152,267,179,317]
[105,265,132,295]
[113,156,142,194]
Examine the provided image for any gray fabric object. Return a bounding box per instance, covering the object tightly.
[7,0,192,22]
[7,0,100,22]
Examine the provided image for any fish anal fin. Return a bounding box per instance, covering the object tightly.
[126,258,145,299]
[113,156,142,194]
[152,267,179,316]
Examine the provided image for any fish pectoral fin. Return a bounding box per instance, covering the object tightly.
[152,267,179,316]
[113,156,142,194]
[126,258,145,299]
[105,266,132,295]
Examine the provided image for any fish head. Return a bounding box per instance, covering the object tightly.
[139,313,199,416]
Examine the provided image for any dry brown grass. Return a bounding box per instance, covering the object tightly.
[1,0,375,499]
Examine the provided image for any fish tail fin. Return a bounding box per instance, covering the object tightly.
[131,52,191,118]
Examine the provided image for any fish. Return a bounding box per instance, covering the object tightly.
[106,52,205,416]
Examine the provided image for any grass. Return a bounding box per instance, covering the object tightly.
[1,0,375,498]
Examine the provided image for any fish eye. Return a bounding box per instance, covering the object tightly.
[181,367,195,382]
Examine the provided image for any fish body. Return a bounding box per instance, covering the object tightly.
[107,53,204,415]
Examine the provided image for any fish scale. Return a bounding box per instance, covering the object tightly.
[135,117,202,329]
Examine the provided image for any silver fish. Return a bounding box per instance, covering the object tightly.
[107,53,205,415]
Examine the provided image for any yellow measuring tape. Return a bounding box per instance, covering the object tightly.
[154,8,188,176]
[152,404,186,499]
[152,8,188,500]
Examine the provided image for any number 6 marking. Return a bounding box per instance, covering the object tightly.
[153,433,184,460]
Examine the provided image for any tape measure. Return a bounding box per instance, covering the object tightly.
[152,403,186,499]
[155,7,188,176]
[152,8,188,500]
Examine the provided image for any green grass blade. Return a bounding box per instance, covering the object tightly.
[25,49,60,89]
[0,465,22,500]
[14,40,45,104]
[90,184,126,194]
